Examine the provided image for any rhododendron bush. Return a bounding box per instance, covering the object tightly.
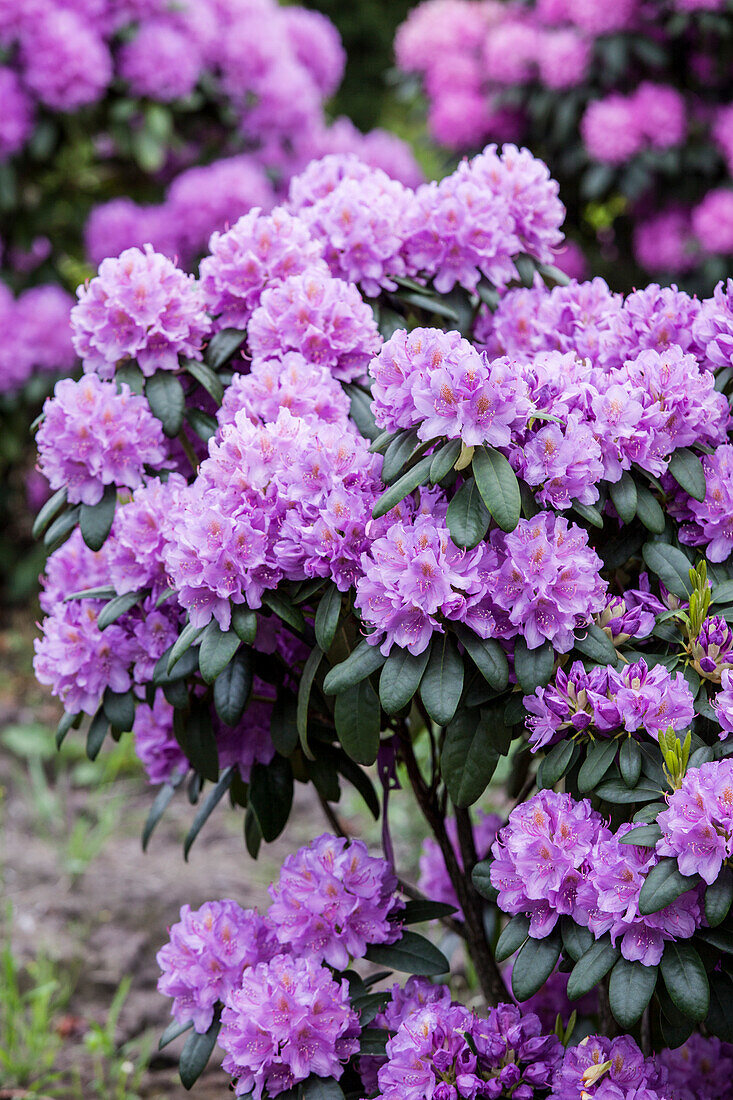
[395,0,733,292]
[32,144,733,1097]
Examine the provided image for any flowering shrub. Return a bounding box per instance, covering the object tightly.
[32,143,733,1094]
[395,0,733,292]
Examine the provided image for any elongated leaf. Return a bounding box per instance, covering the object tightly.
[66,585,117,602]
[86,709,108,760]
[183,357,224,404]
[315,586,341,652]
[472,445,521,533]
[301,1078,346,1100]
[577,738,618,793]
[398,900,458,924]
[430,438,462,483]
[213,650,252,726]
[143,781,178,851]
[98,589,144,630]
[244,808,261,859]
[642,542,693,600]
[153,644,199,685]
[574,623,617,666]
[372,454,434,519]
[660,941,709,1022]
[80,484,116,551]
[446,477,491,549]
[271,691,298,756]
[185,407,217,442]
[379,644,430,714]
[609,957,657,1028]
[261,591,306,635]
[331,747,380,820]
[495,914,530,962]
[420,634,463,726]
[706,971,733,1043]
[511,933,561,1001]
[344,383,379,441]
[442,710,498,806]
[711,580,733,606]
[103,688,135,732]
[705,869,733,927]
[231,605,257,645]
[382,428,420,483]
[158,1018,192,1050]
[560,918,593,963]
[323,639,385,695]
[184,768,235,858]
[168,621,205,673]
[567,938,620,1000]
[514,638,554,694]
[199,620,240,684]
[116,362,144,393]
[146,371,185,437]
[32,486,67,539]
[174,705,219,782]
[668,447,706,502]
[638,858,699,915]
[179,1016,221,1089]
[471,859,498,901]
[297,646,324,759]
[365,931,449,976]
[454,625,509,691]
[609,471,637,523]
[635,484,665,533]
[205,327,245,369]
[619,737,642,787]
[370,429,399,455]
[334,680,380,765]
[537,739,576,789]
[358,1029,388,1057]
[249,756,294,842]
[595,778,661,804]
[56,710,80,749]
[619,823,662,848]
[44,505,81,552]
[572,500,603,528]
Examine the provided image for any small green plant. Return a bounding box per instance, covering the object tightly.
[75,978,154,1100]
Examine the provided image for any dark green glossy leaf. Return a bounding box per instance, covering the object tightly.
[619,738,642,787]
[595,779,661,804]
[642,542,693,600]
[185,407,217,441]
[609,471,637,523]
[65,585,117,602]
[32,486,67,539]
[80,484,116,551]
[358,1029,389,1057]
[167,621,205,673]
[323,639,385,695]
[213,650,252,726]
[103,688,135,732]
[261,591,306,635]
[146,371,185,437]
[331,748,380,820]
[183,767,234,859]
[153,644,198,685]
[442,709,498,807]
[372,454,434,519]
[179,1015,221,1089]
[116,362,144,394]
[271,691,298,756]
[514,639,554,694]
[249,756,294,842]
[454,625,509,691]
[205,327,245,369]
[382,428,420,484]
[420,634,463,726]
[619,823,662,848]
[86,709,108,761]
[472,445,521,533]
[471,859,498,901]
[182,356,224,404]
[668,448,706,502]
[370,429,399,455]
[334,679,381,765]
[379,644,430,715]
[297,647,324,760]
[609,957,657,1028]
[660,941,709,1022]
[244,808,261,859]
[495,914,530,962]
[301,1077,346,1100]
[446,477,491,549]
[56,710,80,749]
[198,620,240,684]
[143,781,178,851]
[344,383,379,441]
[560,918,593,963]
[511,932,561,1001]
[365,931,449,976]
[572,500,603,528]
[537,739,577,789]
[638,858,700,915]
[399,900,458,924]
[314,586,341,652]
[158,1018,192,1050]
[567,938,620,1000]
[705,869,733,927]
[577,738,618,793]
[706,971,733,1043]
[97,589,144,630]
[574,623,617,666]
[635,485,666,534]
[430,438,462,483]
[174,705,219,782]
[231,605,257,645]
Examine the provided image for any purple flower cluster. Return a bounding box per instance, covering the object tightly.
[690,616,733,682]
[132,694,187,786]
[157,900,279,1033]
[657,758,733,883]
[217,356,350,431]
[376,1001,562,1100]
[418,812,501,918]
[581,85,686,166]
[220,954,360,1099]
[0,66,33,158]
[267,833,403,970]
[0,283,75,393]
[675,444,733,563]
[369,327,532,447]
[551,1034,668,1100]
[71,245,211,378]
[36,375,166,505]
[525,658,695,751]
[658,1034,733,1100]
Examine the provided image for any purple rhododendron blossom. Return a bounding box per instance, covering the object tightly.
[657,759,733,883]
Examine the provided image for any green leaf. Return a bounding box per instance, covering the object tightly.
[64,585,120,603]
[514,638,554,694]
[560,918,593,963]
[145,372,185,437]
[179,1016,221,1089]
[97,589,144,630]
[183,768,235,859]
[168,621,205,673]
[635,485,666,534]
[43,505,81,552]
[185,407,218,442]
[537,739,577,789]
[56,711,80,749]
[32,486,67,539]
[577,739,618,793]
[471,859,498,901]
[706,971,733,1043]
[472,445,521,533]
[567,938,620,1000]
[261,591,306,635]
[314,586,341,652]
[379,644,430,715]
[453,625,509,691]
[370,429,399,455]
[398,900,458,924]
[103,688,135,732]
[642,542,693,600]
[334,680,380,765]
[574,623,617,666]
[80,484,116,551]
[142,781,178,851]
[205,328,245,369]
[609,471,637,523]
[495,914,530,962]
[182,357,224,405]
[231,605,257,645]
[358,1029,389,1057]
[270,690,298,757]
[249,756,294,842]
[198,620,240,684]
[446,477,491,549]
[595,778,661,804]
[420,634,463,726]
[323,639,385,695]
[331,748,380,820]
[619,823,662,848]
[365,931,449,976]
[711,580,733,606]
[174,705,219,783]
[158,1018,192,1050]
[372,454,433,519]
[297,647,324,759]
[608,957,657,1029]
[382,428,420,483]
[442,710,498,806]
[638,858,700,915]
[301,1078,346,1100]
[244,808,261,859]
[619,738,642,787]
[213,650,252,726]
[668,448,706,502]
[153,644,199,685]
[430,438,462,483]
[660,941,709,1022]
[344,383,379,441]
[86,709,108,761]
[511,932,562,1001]
[705,869,733,927]
[116,362,144,394]
[571,500,603,528]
